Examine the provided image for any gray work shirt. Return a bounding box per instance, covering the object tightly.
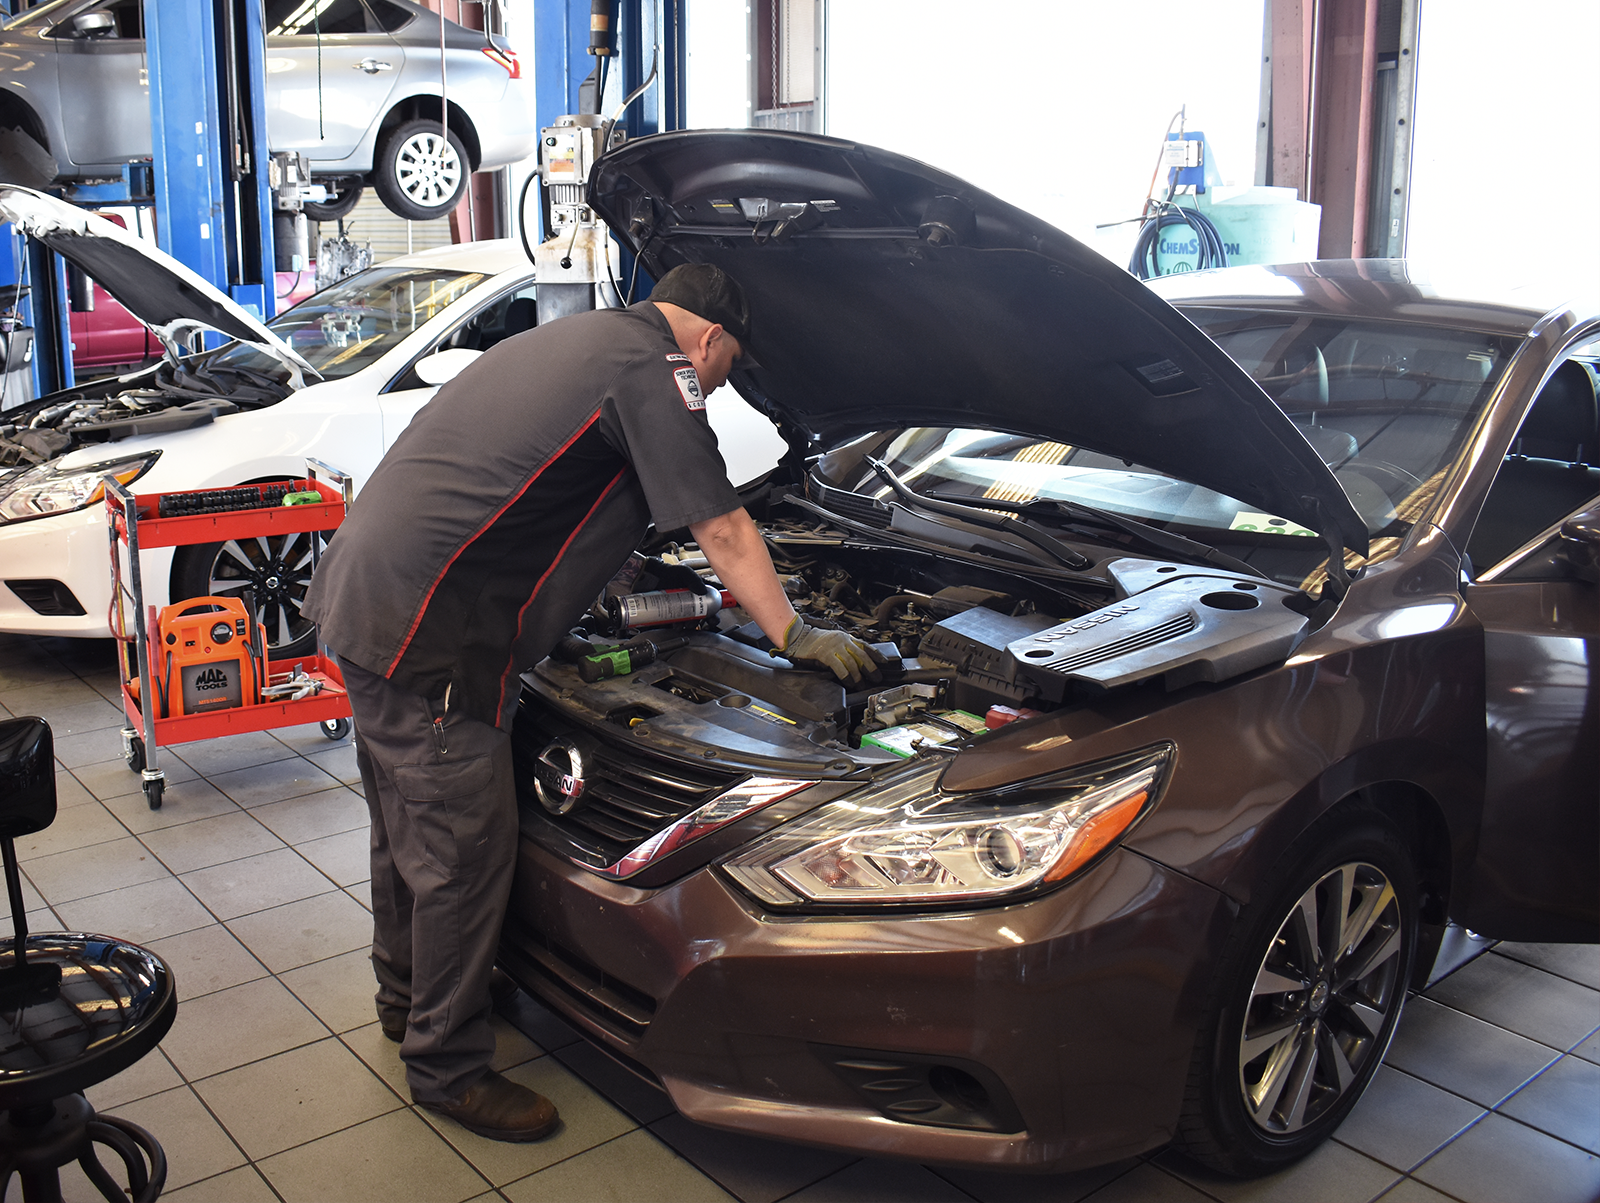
[304,301,742,728]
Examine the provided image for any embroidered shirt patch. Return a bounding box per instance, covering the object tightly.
[673,366,705,411]
[665,352,691,364]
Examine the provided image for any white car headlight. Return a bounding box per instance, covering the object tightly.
[0,453,159,525]
[722,744,1171,908]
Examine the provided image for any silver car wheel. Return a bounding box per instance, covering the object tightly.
[206,531,318,652]
[1238,860,1405,1135]
[393,130,463,213]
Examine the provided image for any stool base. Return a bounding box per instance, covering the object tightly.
[0,1093,166,1203]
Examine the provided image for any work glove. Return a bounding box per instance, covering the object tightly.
[776,615,883,685]
[640,556,711,595]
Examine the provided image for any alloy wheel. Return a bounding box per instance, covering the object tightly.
[207,530,318,651]
[393,130,462,213]
[1237,860,1405,1135]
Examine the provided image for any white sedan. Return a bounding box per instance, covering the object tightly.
[0,190,787,656]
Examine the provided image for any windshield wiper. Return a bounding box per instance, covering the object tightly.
[786,492,1112,606]
[865,457,1094,571]
[924,488,1266,579]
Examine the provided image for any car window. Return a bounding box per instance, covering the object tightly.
[818,314,1517,551]
[266,0,370,37]
[387,283,538,391]
[364,0,414,32]
[1180,310,1519,538]
[207,266,489,381]
[1466,345,1600,574]
[44,0,142,38]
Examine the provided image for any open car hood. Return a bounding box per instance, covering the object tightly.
[589,131,1367,556]
[0,186,318,382]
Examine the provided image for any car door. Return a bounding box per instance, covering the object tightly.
[377,282,538,450]
[1460,349,1600,942]
[52,0,150,167]
[264,0,405,165]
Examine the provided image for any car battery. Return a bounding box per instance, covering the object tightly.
[861,709,987,758]
[156,597,260,718]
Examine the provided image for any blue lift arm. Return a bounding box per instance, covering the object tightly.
[145,0,277,326]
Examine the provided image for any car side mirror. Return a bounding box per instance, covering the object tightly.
[70,11,116,37]
[1557,505,1600,583]
[413,346,481,387]
[0,717,56,841]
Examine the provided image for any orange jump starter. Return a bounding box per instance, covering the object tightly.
[154,597,263,718]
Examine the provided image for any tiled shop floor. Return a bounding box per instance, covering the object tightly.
[4,633,1598,1203]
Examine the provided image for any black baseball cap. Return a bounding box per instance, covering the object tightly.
[650,263,755,362]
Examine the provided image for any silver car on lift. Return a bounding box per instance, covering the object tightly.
[0,0,535,221]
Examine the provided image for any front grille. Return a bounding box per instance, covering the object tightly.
[500,915,658,1041]
[512,692,742,867]
[1041,612,1196,672]
[5,579,86,617]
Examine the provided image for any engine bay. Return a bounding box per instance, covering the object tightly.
[0,360,285,468]
[526,515,1314,778]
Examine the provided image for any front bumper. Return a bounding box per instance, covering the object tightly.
[502,835,1232,1172]
[0,506,173,639]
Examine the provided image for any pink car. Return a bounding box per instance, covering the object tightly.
[69,214,316,376]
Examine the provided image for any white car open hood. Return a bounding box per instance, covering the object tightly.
[0,186,318,381]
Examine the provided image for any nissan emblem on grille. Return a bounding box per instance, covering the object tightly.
[534,739,587,815]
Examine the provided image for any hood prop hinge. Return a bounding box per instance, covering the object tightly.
[1309,496,1356,601]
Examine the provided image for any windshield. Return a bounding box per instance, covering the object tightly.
[815,312,1518,587]
[210,266,488,381]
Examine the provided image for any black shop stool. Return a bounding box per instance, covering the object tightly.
[0,717,176,1202]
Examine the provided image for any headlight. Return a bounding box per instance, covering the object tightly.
[0,453,159,525]
[722,744,1171,908]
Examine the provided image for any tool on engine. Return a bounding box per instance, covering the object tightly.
[576,634,690,683]
[154,596,258,718]
[602,588,736,634]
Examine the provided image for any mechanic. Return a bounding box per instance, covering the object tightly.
[302,264,880,1143]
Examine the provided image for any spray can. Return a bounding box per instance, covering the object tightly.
[605,588,735,633]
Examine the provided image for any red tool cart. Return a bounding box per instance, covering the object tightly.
[104,460,354,810]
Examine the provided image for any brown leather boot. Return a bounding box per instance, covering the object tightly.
[418,1070,560,1142]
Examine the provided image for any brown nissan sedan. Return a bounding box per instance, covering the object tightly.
[497,131,1598,1177]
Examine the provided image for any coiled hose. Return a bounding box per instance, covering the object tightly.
[1128,202,1228,280]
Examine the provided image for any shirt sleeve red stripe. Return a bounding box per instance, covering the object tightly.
[494,466,633,719]
[384,409,602,678]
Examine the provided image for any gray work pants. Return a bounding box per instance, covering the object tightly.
[339,657,517,1104]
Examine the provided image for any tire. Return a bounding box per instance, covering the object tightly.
[171,528,324,661]
[126,736,145,774]
[372,119,468,221]
[303,180,364,223]
[1174,809,1418,1177]
[321,717,351,741]
[0,126,57,189]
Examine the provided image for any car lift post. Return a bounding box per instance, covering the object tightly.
[531,0,685,292]
[144,0,278,330]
